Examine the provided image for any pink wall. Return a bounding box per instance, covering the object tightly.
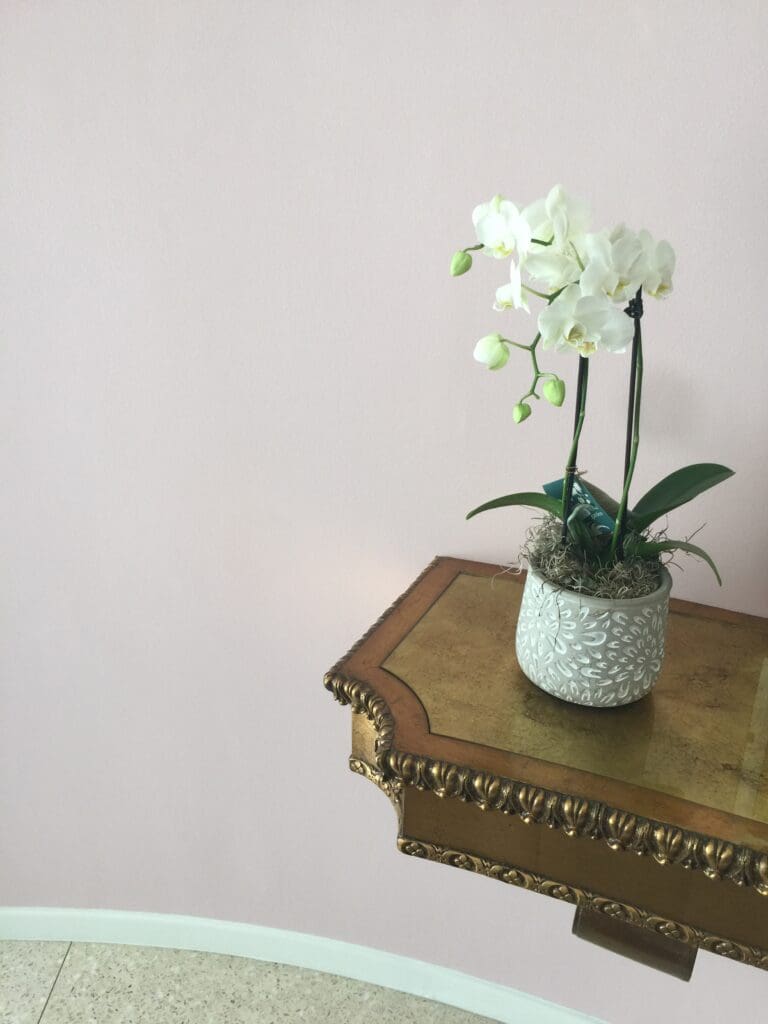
[2,2,767,1020]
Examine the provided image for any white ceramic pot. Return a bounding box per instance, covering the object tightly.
[515,567,672,707]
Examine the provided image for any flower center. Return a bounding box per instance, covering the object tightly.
[565,320,586,346]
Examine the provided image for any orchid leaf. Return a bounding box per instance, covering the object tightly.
[631,464,734,530]
[633,538,723,585]
[565,505,594,552]
[466,492,563,521]
[566,505,602,557]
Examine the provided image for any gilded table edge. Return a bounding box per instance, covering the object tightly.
[396,834,768,972]
[340,745,768,971]
[324,556,768,896]
[326,665,768,897]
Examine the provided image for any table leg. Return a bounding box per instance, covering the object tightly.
[572,905,697,981]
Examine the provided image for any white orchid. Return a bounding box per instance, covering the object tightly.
[518,185,592,293]
[453,189,728,588]
[522,185,591,250]
[523,248,581,291]
[580,227,647,303]
[453,186,675,435]
[494,261,529,312]
[472,195,532,259]
[538,284,634,356]
[639,230,675,298]
[473,332,510,370]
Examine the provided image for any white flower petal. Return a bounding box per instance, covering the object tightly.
[510,261,529,311]
[472,195,527,259]
[545,184,591,248]
[598,309,634,352]
[583,231,612,264]
[524,250,580,290]
[580,254,616,298]
[638,230,675,298]
[538,285,580,349]
[521,197,549,239]
[575,296,633,353]
[493,283,516,311]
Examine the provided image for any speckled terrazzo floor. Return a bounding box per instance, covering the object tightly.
[0,941,500,1023]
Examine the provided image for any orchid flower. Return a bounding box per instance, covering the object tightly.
[519,185,592,292]
[538,284,634,356]
[523,248,581,292]
[494,261,529,312]
[522,185,590,249]
[580,227,647,303]
[472,195,532,259]
[639,230,675,297]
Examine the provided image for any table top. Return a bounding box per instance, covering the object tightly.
[383,566,768,829]
[328,555,768,872]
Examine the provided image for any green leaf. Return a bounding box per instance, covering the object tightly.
[565,505,600,556]
[466,492,563,521]
[634,538,723,586]
[631,464,734,530]
[566,505,593,549]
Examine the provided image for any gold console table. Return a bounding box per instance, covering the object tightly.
[324,557,768,980]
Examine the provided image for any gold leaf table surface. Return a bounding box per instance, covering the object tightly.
[324,557,768,974]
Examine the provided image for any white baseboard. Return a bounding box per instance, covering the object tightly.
[0,907,601,1024]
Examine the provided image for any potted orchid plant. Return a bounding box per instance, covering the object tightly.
[451,186,733,708]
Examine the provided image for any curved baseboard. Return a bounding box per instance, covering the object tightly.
[0,907,600,1024]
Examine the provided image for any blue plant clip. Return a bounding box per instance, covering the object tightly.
[543,478,615,533]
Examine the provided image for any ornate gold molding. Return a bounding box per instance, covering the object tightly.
[386,747,768,894]
[325,669,768,895]
[398,838,768,971]
[324,673,395,769]
[324,557,768,896]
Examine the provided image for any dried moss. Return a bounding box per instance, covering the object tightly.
[520,516,663,599]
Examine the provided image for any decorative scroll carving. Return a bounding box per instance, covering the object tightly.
[385,745,768,895]
[324,673,395,770]
[399,838,768,970]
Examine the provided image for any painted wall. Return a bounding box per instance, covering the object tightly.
[2,2,767,1020]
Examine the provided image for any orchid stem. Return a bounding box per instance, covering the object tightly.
[561,356,589,543]
[518,333,543,401]
[611,289,644,559]
[522,285,552,300]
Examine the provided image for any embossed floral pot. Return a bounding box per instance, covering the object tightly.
[515,567,673,707]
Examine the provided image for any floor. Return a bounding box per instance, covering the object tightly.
[0,941,500,1023]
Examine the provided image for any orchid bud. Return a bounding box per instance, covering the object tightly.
[512,402,532,424]
[542,377,566,407]
[450,250,473,276]
[473,333,509,370]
